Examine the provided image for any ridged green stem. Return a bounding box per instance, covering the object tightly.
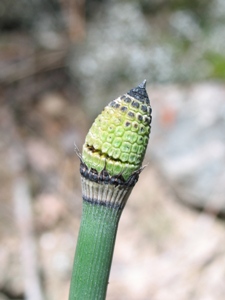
[69,201,122,300]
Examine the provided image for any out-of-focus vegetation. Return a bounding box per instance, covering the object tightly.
[1,0,225,86]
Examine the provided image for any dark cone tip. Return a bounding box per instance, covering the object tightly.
[127,80,150,105]
[139,79,147,89]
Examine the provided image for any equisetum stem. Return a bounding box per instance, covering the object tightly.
[69,81,152,299]
[69,172,134,300]
[69,201,122,299]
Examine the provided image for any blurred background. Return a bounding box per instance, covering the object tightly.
[0,0,225,299]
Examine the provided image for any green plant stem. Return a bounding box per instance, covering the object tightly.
[69,201,123,300]
[69,81,151,299]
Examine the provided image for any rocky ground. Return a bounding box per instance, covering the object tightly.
[0,74,225,300]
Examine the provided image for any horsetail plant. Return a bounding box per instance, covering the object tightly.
[69,80,152,300]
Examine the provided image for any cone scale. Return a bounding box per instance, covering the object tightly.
[69,81,152,300]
